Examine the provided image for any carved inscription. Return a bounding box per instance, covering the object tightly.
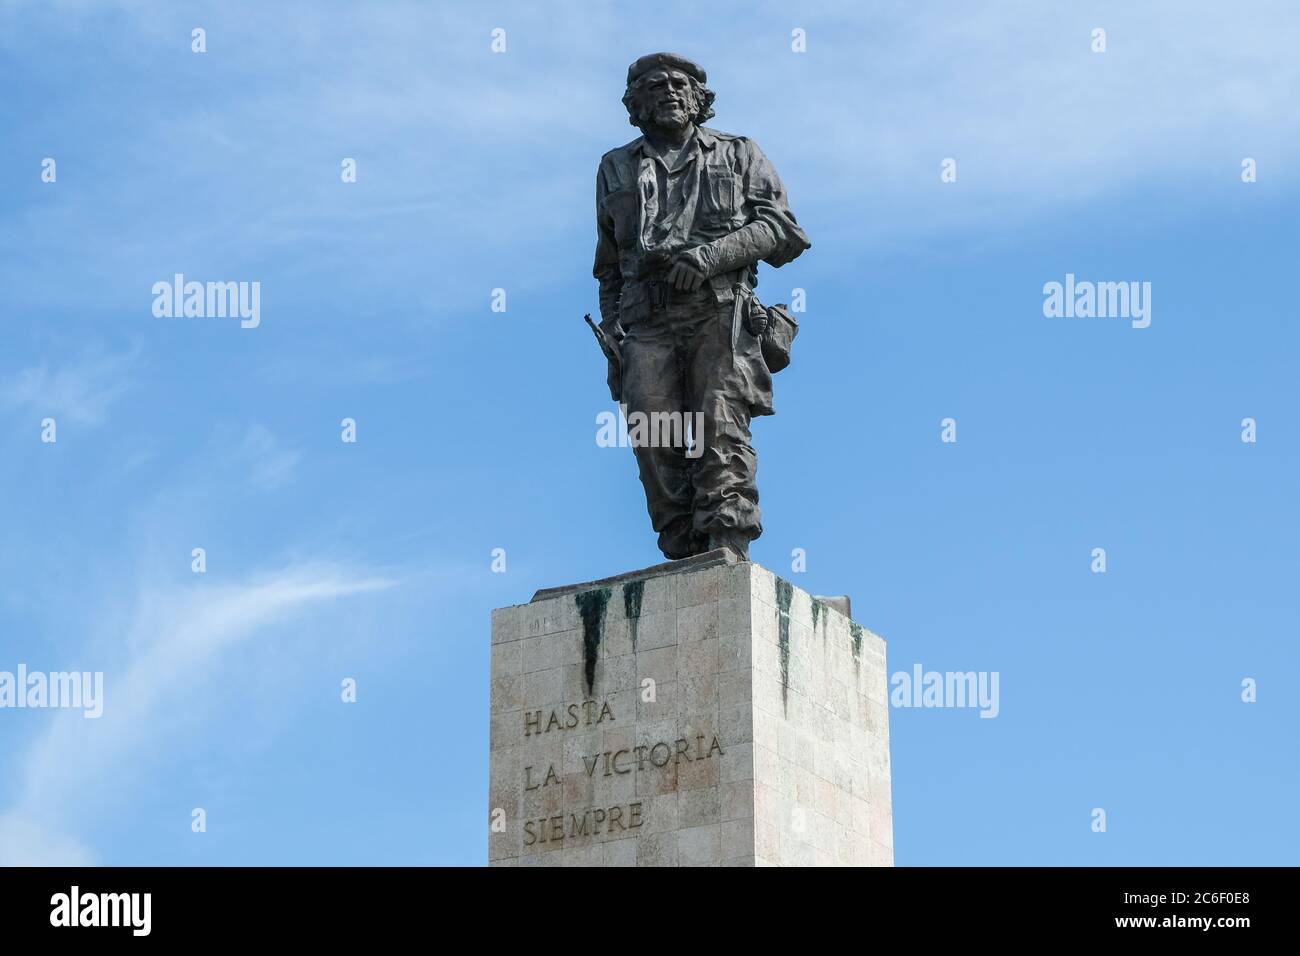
[524,803,643,846]
[523,700,615,737]
[519,699,726,844]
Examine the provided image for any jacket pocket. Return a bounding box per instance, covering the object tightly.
[600,187,639,247]
[701,171,739,225]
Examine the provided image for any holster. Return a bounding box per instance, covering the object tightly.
[753,299,799,373]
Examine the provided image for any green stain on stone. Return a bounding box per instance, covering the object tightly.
[811,598,825,637]
[623,579,645,650]
[575,588,612,696]
[849,621,864,662]
[775,577,794,709]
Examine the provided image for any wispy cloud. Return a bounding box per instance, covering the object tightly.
[5,1,1296,314]
[1,346,138,426]
[238,424,302,490]
[0,561,397,865]
[723,0,1300,247]
[0,813,95,867]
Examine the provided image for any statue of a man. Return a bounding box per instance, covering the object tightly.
[593,52,810,560]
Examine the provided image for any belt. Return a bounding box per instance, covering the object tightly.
[645,278,722,310]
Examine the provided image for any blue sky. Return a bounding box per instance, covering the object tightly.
[1,0,1297,865]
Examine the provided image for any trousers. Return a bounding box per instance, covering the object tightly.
[618,285,772,559]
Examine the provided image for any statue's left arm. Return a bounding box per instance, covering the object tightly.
[687,138,812,278]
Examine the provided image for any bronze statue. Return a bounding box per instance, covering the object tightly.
[591,52,810,560]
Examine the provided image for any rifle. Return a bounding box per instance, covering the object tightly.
[584,313,624,401]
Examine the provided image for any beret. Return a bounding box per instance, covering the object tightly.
[626,52,706,86]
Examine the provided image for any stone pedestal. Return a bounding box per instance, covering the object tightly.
[488,551,893,866]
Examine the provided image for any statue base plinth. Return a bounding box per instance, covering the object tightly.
[488,556,893,866]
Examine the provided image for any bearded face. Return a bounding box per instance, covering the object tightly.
[629,68,699,133]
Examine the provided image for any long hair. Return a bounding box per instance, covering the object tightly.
[621,74,716,130]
